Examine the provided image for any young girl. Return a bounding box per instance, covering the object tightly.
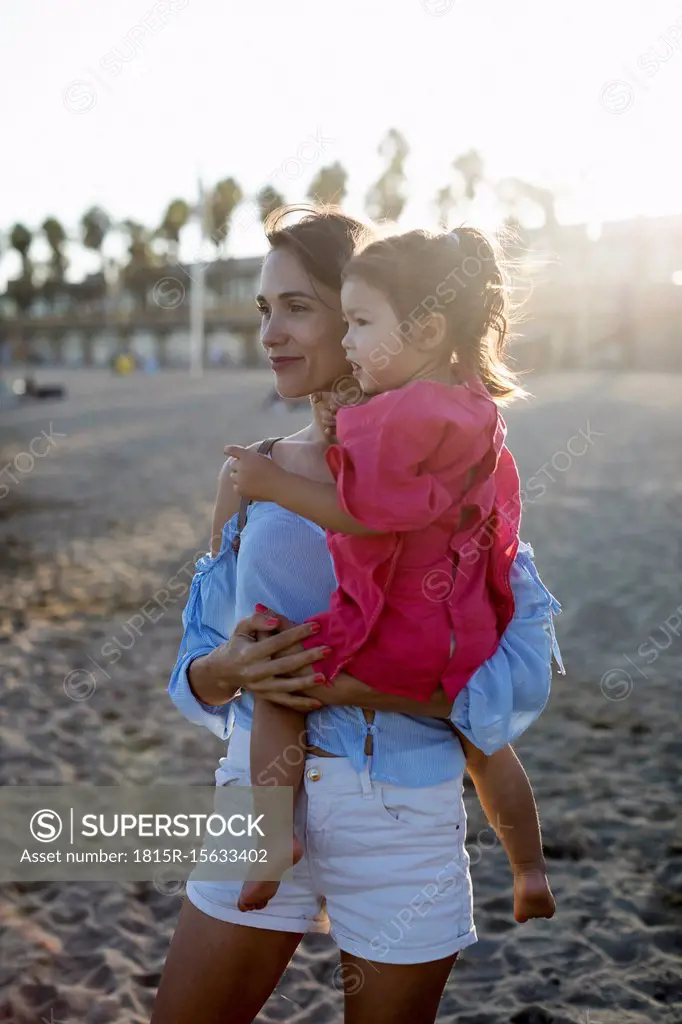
[227,226,559,914]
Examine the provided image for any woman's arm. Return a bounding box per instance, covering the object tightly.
[449,542,560,752]
[210,457,242,556]
[168,454,247,736]
[170,451,325,734]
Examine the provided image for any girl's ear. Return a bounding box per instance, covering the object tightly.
[413,312,447,352]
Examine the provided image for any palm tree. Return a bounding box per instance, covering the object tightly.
[523,183,558,232]
[157,198,190,262]
[6,276,35,314]
[256,185,286,224]
[366,128,409,223]
[496,178,558,233]
[122,220,160,308]
[9,223,33,275]
[208,178,243,250]
[307,162,348,206]
[8,223,35,314]
[452,149,485,203]
[433,149,486,231]
[81,206,111,266]
[435,184,457,230]
[80,205,111,308]
[41,217,68,310]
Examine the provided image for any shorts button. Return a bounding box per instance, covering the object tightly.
[306,767,321,782]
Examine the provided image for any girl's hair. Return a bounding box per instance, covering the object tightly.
[264,204,374,298]
[342,227,524,402]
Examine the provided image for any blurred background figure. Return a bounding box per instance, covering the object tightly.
[112,352,135,375]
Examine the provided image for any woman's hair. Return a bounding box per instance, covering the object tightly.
[342,227,524,402]
[264,204,374,300]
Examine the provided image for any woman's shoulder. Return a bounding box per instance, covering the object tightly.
[201,501,328,577]
[213,434,291,554]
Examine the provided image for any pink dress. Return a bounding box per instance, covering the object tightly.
[301,378,521,701]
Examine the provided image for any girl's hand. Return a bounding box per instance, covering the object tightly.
[311,392,339,444]
[224,445,284,502]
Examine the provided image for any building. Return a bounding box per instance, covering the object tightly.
[0,257,265,369]
[2,215,681,371]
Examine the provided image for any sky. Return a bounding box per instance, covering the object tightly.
[2,0,682,282]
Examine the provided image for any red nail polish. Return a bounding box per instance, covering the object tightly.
[265,617,279,626]
[321,646,332,656]
[314,673,327,684]
[255,603,269,612]
[309,622,321,633]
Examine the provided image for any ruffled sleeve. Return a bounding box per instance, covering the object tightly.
[326,381,497,532]
[451,541,563,754]
[167,515,240,740]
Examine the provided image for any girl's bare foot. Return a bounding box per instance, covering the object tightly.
[238,833,303,913]
[513,866,556,923]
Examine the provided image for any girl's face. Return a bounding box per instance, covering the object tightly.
[341,277,429,395]
[258,248,350,398]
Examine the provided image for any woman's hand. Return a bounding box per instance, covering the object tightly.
[188,611,327,711]
[256,605,455,718]
[223,446,286,502]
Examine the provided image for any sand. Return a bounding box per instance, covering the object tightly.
[0,369,680,1023]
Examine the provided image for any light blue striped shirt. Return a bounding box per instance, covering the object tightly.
[168,502,562,787]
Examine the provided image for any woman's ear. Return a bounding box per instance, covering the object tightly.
[413,312,447,352]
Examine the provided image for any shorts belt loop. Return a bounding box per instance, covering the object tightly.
[358,762,373,798]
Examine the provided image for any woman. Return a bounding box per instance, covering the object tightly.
[152,207,560,1024]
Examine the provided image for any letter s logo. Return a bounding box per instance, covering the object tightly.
[30,809,63,842]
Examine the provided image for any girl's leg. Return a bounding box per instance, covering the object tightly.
[150,899,304,1024]
[239,697,306,911]
[339,951,458,1024]
[458,737,555,922]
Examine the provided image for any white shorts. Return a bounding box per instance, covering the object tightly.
[187,725,477,965]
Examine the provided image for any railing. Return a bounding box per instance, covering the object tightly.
[0,299,261,334]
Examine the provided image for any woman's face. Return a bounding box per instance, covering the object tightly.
[257,247,350,398]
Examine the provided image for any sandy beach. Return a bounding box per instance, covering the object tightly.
[1,369,680,1023]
